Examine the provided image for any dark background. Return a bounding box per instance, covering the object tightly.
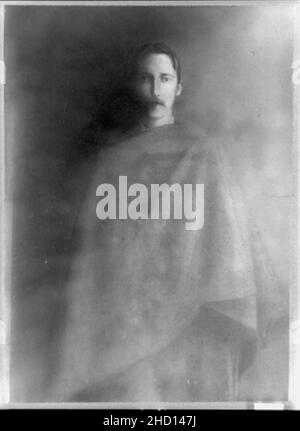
[5,5,293,401]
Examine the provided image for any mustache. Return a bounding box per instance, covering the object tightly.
[146,99,165,106]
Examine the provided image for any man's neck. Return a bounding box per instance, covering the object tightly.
[140,115,174,130]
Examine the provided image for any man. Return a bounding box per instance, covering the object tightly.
[47,43,284,402]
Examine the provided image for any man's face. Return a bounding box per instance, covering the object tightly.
[135,53,182,126]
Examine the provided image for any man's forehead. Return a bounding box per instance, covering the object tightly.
[137,53,176,74]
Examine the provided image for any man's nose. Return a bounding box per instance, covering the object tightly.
[151,79,161,97]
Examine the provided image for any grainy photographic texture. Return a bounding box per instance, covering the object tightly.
[5,3,292,404]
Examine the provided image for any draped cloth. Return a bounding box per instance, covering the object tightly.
[47,122,284,402]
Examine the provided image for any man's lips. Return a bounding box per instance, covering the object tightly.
[148,100,165,107]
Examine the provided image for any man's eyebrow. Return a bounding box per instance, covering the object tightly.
[137,71,175,77]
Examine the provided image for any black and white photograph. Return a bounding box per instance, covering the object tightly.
[0,1,297,407]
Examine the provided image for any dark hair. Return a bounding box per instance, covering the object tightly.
[135,42,182,83]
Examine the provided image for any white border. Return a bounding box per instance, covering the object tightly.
[0,3,9,407]
[0,1,298,6]
[0,0,296,411]
[289,3,300,411]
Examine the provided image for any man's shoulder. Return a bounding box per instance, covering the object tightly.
[94,121,214,159]
[174,121,218,158]
[175,121,209,141]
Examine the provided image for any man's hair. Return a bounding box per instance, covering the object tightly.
[135,42,182,83]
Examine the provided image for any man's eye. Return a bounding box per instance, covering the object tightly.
[161,76,170,82]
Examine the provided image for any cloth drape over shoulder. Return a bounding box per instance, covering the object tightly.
[48,122,284,402]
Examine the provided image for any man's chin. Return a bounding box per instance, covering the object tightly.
[147,107,167,119]
[147,114,165,120]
